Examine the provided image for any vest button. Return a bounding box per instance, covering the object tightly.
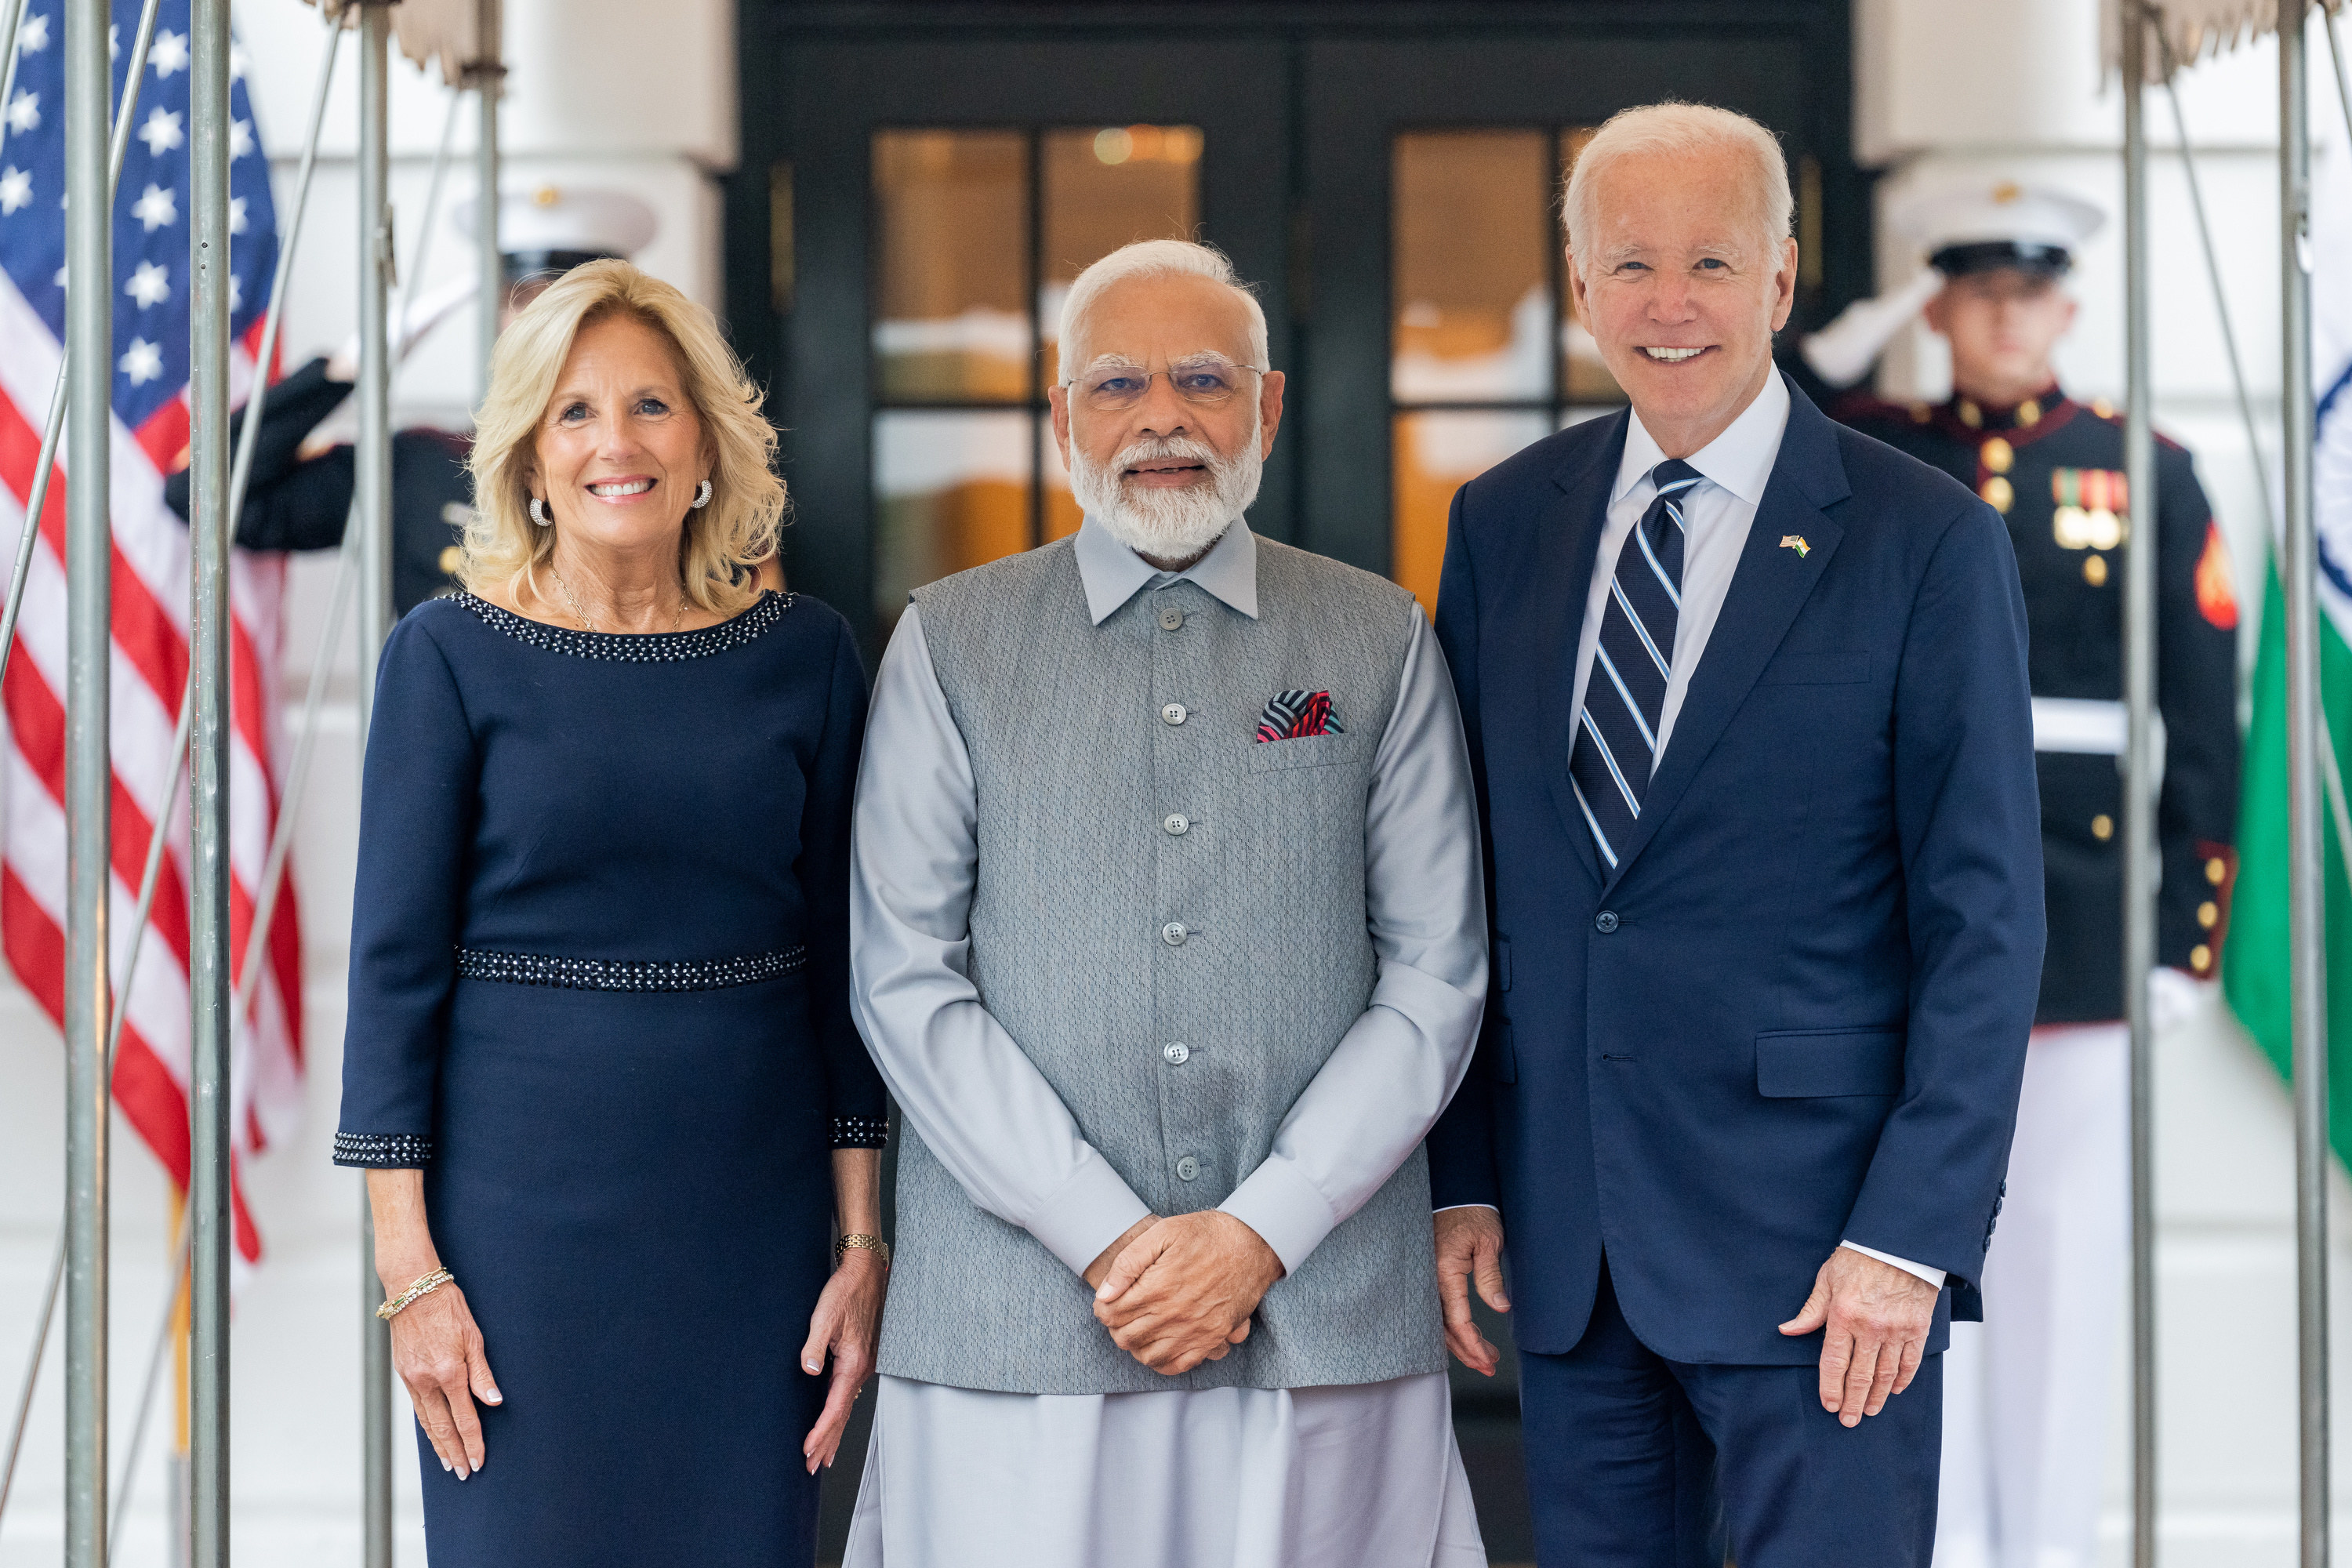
[1595,910,1621,933]
[1163,813,1190,836]
[1175,1156,1200,1181]
[1161,921,1189,946]
[1163,1042,1190,1065]
[1161,702,1188,726]
[1160,608,1185,631]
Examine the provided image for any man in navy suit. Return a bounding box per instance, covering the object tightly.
[1428,103,2044,1566]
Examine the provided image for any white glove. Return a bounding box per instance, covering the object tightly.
[325,273,481,383]
[1797,267,1946,390]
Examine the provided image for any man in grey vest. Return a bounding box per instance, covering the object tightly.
[843,239,1490,1567]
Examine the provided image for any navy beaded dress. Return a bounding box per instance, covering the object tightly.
[334,588,887,1568]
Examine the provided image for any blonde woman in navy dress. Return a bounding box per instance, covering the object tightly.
[334,259,890,1567]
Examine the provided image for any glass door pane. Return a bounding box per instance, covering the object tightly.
[873,410,1035,636]
[873,130,1032,401]
[1392,131,1552,405]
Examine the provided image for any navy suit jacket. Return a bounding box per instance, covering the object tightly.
[1426,377,2045,1366]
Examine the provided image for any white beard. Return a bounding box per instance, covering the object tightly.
[1066,419,1264,562]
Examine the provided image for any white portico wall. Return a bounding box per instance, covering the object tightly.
[1857,2,2342,1563]
[0,2,735,1562]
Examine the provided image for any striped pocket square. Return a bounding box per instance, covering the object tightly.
[1255,690,1344,742]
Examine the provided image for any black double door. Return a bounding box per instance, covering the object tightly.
[728,7,1858,1555]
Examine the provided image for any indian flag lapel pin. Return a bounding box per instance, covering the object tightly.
[1779,534,1811,558]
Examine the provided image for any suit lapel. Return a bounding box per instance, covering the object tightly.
[1536,412,1628,888]
[1599,384,1853,896]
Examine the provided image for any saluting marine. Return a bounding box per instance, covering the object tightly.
[1809,182,2241,1568]
[164,186,658,614]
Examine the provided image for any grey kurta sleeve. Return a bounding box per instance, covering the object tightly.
[1218,604,1489,1276]
[850,604,1154,1277]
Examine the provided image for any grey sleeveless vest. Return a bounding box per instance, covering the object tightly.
[877,533,1445,1395]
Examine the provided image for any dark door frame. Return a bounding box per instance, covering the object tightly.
[727,3,1864,644]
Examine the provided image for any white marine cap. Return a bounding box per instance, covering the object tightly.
[452,184,659,278]
[1887,179,2106,277]
[1799,179,2105,389]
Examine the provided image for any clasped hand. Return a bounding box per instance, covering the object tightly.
[1084,1212,1284,1376]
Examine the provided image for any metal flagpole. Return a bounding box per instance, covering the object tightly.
[471,0,501,390]
[2280,2,2331,1560]
[2119,10,2159,1568]
[186,0,234,1555]
[0,5,336,1528]
[63,0,114,1563]
[355,7,397,1564]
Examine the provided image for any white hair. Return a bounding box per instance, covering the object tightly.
[1057,238,1271,376]
[1563,101,1792,277]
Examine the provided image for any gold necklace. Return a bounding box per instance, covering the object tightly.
[548,565,687,634]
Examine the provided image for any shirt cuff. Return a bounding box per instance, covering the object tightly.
[1840,1240,1947,1290]
[1024,1149,1154,1278]
[1433,1203,1500,1214]
[1218,1156,1338,1278]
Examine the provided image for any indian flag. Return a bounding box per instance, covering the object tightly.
[2223,103,2352,1157]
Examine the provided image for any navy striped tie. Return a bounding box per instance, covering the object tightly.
[1569,459,1700,871]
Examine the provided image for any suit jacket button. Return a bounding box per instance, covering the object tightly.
[1595,910,1620,933]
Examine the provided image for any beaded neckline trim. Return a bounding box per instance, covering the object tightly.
[456,946,808,992]
[456,589,791,661]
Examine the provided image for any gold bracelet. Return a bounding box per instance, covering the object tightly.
[376,1269,454,1321]
[835,1233,890,1269]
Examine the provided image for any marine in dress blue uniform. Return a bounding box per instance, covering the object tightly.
[1811,180,2241,1568]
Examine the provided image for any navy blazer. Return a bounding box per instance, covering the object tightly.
[1426,377,2045,1366]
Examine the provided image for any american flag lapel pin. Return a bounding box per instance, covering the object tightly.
[1779,534,1810,558]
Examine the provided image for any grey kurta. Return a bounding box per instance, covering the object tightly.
[845,518,1487,1565]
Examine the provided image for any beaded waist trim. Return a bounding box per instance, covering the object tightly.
[455,946,809,992]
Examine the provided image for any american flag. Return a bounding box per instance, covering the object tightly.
[0,0,297,1270]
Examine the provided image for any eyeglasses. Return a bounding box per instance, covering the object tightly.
[1064,356,1267,413]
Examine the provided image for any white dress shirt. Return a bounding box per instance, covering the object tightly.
[1450,372,1947,1294]
[1567,367,1790,760]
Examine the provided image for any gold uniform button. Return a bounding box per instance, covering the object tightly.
[1980,437,2014,475]
[2017,398,2043,427]
[1909,401,1932,424]
[2092,814,2114,841]
[2092,398,2116,419]
[1958,400,1984,430]
[2198,901,2219,929]
[2083,554,2109,586]
[2190,943,2213,973]
[438,546,464,575]
[2207,856,2228,885]
[1980,475,2013,513]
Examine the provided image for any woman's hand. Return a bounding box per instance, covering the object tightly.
[390,1279,503,1479]
[800,1248,887,1472]
[366,1167,501,1479]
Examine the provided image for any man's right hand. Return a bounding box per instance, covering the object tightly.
[1434,1206,1510,1375]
